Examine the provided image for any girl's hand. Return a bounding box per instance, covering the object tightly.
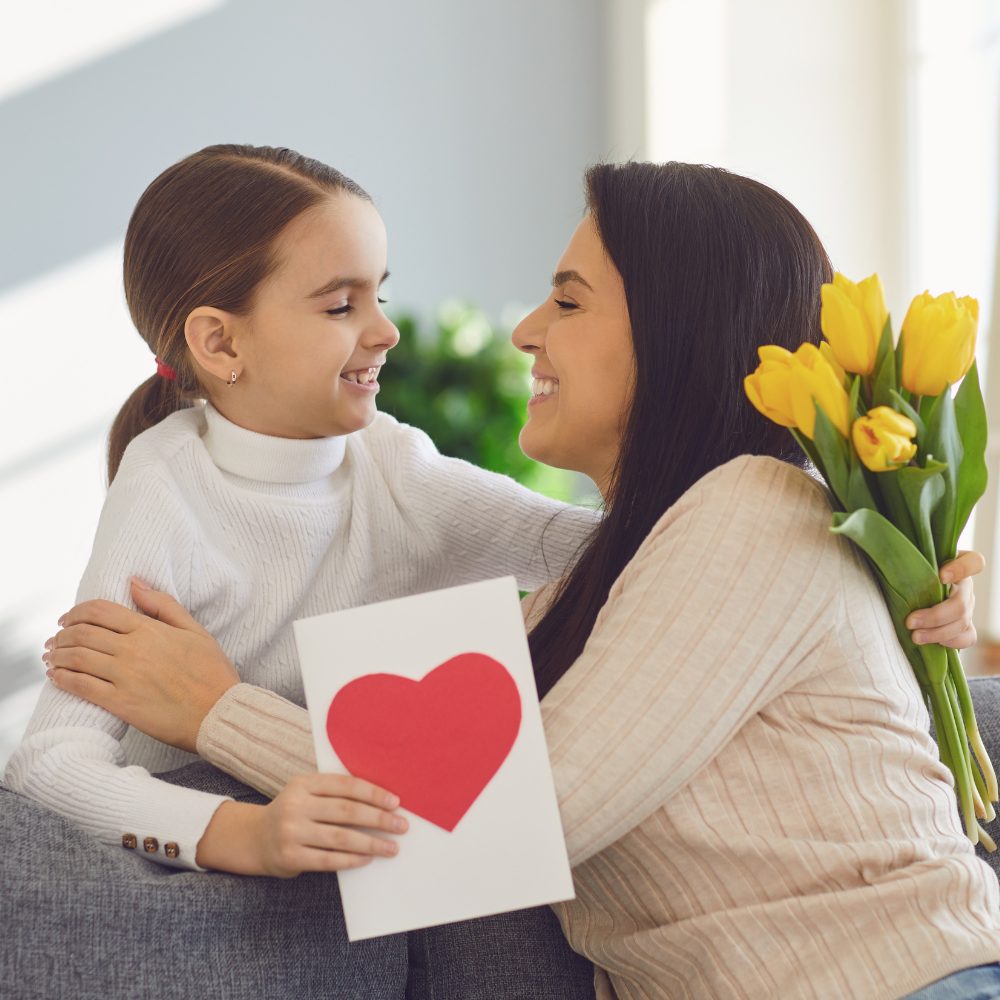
[906,550,985,649]
[195,774,408,876]
[44,577,239,753]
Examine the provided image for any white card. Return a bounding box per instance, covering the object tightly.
[293,576,575,941]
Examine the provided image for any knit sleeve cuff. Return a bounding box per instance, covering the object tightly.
[196,683,317,800]
[124,780,231,872]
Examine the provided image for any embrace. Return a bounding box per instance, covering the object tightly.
[3,145,1000,1000]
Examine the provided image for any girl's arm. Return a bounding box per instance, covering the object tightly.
[46,449,981,808]
[6,459,230,871]
[372,416,601,589]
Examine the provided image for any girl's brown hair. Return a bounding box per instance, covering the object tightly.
[107,144,370,483]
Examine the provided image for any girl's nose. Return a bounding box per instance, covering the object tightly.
[369,312,400,351]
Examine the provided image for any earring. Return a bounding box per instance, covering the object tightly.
[228,370,238,386]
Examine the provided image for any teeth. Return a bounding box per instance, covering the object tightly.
[342,367,379,385]
[530,377,559,397]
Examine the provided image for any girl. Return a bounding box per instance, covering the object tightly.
[49,161,1000,1000]
[4,144,600,877]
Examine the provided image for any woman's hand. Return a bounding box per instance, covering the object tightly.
[196,774,408,876]
[43,577,239,753]
[906,550,985,649]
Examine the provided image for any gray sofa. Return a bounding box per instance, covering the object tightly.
[4,677,1000,999]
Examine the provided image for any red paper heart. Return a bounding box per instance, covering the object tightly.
[326,653,522,832]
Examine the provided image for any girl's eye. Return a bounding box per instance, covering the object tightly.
[325,305,352,316]
[554,298,578,311]
[378,297,388,305]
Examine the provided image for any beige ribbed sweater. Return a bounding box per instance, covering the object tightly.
[197,455,1000,999]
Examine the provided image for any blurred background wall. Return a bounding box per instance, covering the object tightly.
[2,0,999,765]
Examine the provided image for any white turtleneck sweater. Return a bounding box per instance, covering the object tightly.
[5,402,598,871]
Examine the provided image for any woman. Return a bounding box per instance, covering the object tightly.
[31,162,999,999]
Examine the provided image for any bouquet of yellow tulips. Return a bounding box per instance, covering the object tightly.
[745,274,994,847]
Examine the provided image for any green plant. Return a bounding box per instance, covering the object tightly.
[379,302,580,502]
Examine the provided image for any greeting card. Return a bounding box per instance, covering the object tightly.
[294,576,574,940]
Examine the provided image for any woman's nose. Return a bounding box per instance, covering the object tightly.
[512,305,545,355]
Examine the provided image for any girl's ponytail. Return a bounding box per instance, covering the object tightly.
[107,143,370,484]
[106,370,197,484]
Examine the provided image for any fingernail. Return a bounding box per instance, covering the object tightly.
[941,572,954,583]
[131,576,152,591]
[45,668,53,679]
[384,793,400,808]
[381,842,399,856]
[908,616,922,629]
[57,616,65,627]
[392,816,408,832]
[42,652,50,664]
[44,637,54,650]
[914,631,926,644]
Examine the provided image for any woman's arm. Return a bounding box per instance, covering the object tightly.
[49,501,983,822]
[535,455,961,867]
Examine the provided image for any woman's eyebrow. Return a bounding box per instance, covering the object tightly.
[552,269,593,291]
[307,270,391,299]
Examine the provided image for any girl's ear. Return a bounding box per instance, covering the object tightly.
[184,307,242,387]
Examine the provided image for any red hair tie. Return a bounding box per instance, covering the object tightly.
[155,357,177,381]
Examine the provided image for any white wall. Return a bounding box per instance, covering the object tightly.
[0,0,607,760]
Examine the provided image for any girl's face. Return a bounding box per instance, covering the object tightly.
[512,214,634,495]
[194,193,398,439]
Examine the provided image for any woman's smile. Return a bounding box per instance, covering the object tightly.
[529,371,559,406]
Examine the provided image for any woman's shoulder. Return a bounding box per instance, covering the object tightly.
[639,454,838,572]
[696,454,829,507]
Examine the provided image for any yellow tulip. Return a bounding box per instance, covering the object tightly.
[820,272,888,376]
[900,290,979,397]
[819,341,848,388]
[851,407,918,472]
[787,343,851,439]
[744,345,797,428]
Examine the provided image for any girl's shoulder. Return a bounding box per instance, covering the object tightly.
[113,405,207,488]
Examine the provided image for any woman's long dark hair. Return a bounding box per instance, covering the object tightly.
[530,162,834,698]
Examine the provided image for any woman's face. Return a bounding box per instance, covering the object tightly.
[512,213,634,494]
[193,192,399,439]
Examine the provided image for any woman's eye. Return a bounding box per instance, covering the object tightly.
[325,305,352,316]
[554,298,578,311]
[378,297,388,305]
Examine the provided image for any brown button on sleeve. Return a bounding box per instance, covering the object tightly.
[122,833,137,850]
[143,837,159,854]
[164,842,179,860]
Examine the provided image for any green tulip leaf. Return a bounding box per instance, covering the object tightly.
[791,428,825,481]
[849,374,864,419]
[872,317,897,407]
[831,508,947,685]
[831,508,941,610]
[846,444,879,513]
[894,460,947,567]
[890,389,926,444]
[924,389,961,561]
[813,404,850,510]
[952,361,989,549]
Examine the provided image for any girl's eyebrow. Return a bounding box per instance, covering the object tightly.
[307,270,391,299]
[552,269,593,291]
